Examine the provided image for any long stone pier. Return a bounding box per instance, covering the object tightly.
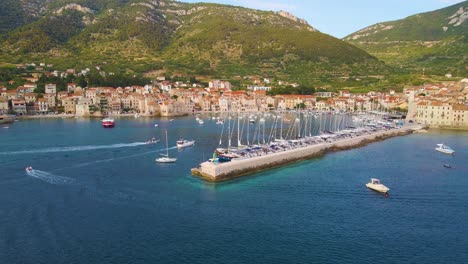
[191,125,424,182]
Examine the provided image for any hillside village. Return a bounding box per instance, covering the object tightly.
[1,65,467,129]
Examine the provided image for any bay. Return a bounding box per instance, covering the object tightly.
[0,117,467,264]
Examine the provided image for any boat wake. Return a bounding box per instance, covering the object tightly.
[54,146,178,171]
[1,142,149,155]
[26,169,75,185]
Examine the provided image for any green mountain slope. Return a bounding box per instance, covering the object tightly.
[0,0,387,82]
[345,1,467,76]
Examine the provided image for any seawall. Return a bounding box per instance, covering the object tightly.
[191,125,424,182]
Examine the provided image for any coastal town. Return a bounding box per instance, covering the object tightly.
[1,64,467,129]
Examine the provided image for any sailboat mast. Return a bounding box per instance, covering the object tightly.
[166,130,169,156]
[237,110,241,147]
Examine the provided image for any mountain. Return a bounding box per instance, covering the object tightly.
[0,0,387,83]
[345,1,467,76]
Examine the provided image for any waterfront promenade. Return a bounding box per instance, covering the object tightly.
[192,124,424,182]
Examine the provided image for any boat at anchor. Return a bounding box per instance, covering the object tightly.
[366,178,390,194]
[435,144,454,155]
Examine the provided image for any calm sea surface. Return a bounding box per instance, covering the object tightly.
[1,116,467,264]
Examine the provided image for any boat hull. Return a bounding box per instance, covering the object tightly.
[366,183,389,193]
[435,148,454,155]
[155,157,177,163]
[177,141,195,148]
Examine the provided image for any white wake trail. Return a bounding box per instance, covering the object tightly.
[26,169,76,185]
[1,142,148,155]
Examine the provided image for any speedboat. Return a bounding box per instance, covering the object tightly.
[25,166,33,172]
[177,139,195,148]
[146,138,160,144]
[435,144,454,155]
[366,178,389,194]
[102,117,115,128]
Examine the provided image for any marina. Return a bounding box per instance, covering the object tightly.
[192,123,424,182]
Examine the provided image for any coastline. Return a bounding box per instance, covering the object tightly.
[192,125,424,182]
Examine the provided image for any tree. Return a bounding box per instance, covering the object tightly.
[77,75,87,88]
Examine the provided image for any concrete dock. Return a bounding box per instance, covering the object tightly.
[191,125,424,182]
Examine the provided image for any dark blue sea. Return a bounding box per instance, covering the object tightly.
[1,116,467,264]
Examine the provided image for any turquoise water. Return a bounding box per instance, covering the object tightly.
[1,117,467,263]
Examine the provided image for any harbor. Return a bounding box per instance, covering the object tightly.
[192,124,425,182]
[1,117,467,264]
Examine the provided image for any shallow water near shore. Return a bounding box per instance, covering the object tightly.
[1,117,467,263]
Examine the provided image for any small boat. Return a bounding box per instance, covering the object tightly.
[25,166,33,172]
[366,178,390,194]
[146,138,160,144]
[102,117,115,128]
[217,153,238,162]
[216,119,224,125]
[156,131,177,163]
[443,164,452,168]
[154,124,159,127]
[177,139,195,148]
[435,144,455,155]
[134,113,140,118]
[169,119,174,122]
[249,118,255,123]
[197,119,204,124]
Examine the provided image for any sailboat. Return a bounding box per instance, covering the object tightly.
[155,130,177,163]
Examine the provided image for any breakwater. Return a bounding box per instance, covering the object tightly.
[192,125,424,182]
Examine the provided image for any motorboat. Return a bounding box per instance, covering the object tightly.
[197,119,204,124]
[366,178,389,194]
[216,119,224,125]
[102,117,115,128]
[156,131,177,163]
[25,166,33,172]
[435,144,454,155]
[146,138,160,144]
[134,113,140,118]
[154,124,159,127]
[177,139,195,148]
[443,164,452,168]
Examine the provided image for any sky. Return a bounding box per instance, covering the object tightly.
[182,0,465,38]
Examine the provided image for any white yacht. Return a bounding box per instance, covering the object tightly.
[435,144,454,155]
[156,131,177,163]
[366,178,389,194]
[177,139,195,148]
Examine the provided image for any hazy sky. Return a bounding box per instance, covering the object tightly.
[183,0,465,38]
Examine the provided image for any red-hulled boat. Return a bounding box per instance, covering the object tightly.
[102,117,115,128]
